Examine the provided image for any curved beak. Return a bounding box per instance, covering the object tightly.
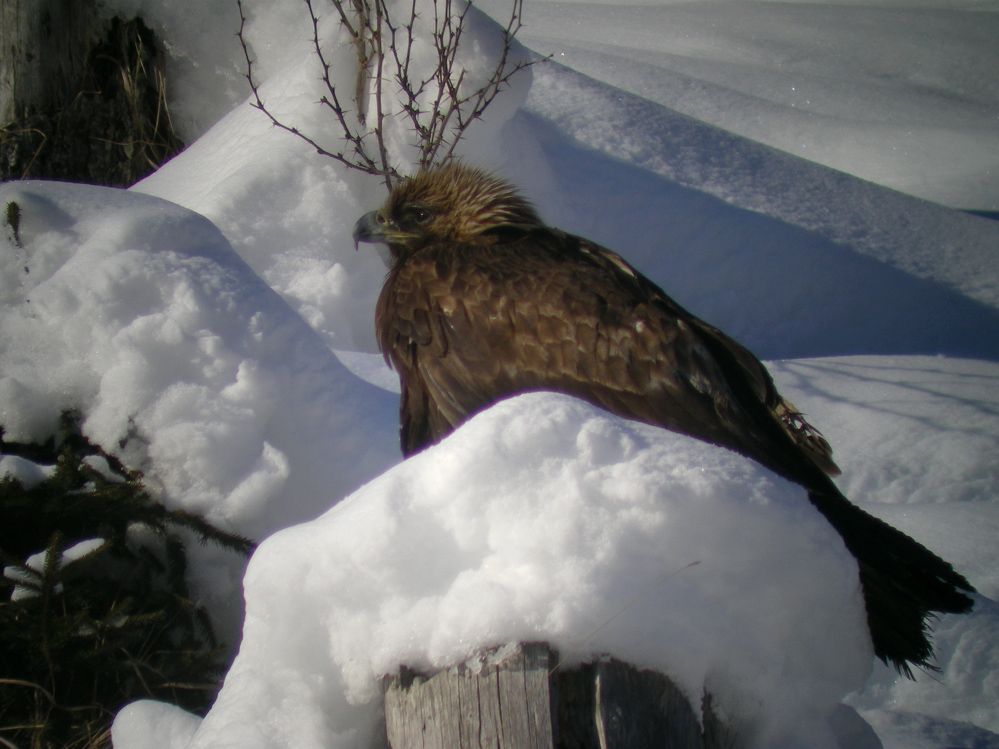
[353,210,417,248]
[354,210,408,267]
[353,210,385,250]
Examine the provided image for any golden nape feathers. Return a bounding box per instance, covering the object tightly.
[354,163,542,254]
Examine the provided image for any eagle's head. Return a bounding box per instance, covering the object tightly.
[353,163,542,262]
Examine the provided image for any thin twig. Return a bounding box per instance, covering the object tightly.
[236,0,384,178]
[235,0,546,187]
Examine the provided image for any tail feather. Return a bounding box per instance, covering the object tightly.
[807,489,975,675]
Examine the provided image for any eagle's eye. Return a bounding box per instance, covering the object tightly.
[398,206,433,228]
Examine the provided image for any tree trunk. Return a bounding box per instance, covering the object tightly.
[0,0,182,186]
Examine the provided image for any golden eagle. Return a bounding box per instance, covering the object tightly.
[354,162,974,674]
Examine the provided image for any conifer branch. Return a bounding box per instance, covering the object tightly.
[1,411,253,748]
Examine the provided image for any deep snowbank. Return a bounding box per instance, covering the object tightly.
[0,181,399,541]
[116,392,877,749]
[498,0,999,212]
[0,181,400,640]
[102,353,999,749]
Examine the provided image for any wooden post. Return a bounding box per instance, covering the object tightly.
[0,0,182,185]
[1,0,100,122]
[383,642,731,749]
[385,643,555,749]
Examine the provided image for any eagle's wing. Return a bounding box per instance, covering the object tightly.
[686,314,840,477]
[378,227,836,480]
[376,226,974,673]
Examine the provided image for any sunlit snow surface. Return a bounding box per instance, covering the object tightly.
[168,393,880,749]
[491,0,999,212]
[0,0,997,747]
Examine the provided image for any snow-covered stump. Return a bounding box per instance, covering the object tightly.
[383,642,728,749]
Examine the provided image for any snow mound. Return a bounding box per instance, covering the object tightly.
[0,181,399,541]
[155,392,872,749]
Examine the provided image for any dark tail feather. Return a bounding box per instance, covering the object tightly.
[807,489,975,676]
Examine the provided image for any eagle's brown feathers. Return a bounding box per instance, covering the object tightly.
[355,162,974,675]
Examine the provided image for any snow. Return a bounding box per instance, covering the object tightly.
[0,181,398,540]
[0,454,56,487]
[0,0,995,746]
[769,357,999,511]
[113,701,203,749]
[4,537,107,601]
[174,393,874,749]
[490,0,999,212]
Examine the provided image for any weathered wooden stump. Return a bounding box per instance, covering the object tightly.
[383,642,733,749]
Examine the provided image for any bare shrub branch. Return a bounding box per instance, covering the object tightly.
[236,0,545,189]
